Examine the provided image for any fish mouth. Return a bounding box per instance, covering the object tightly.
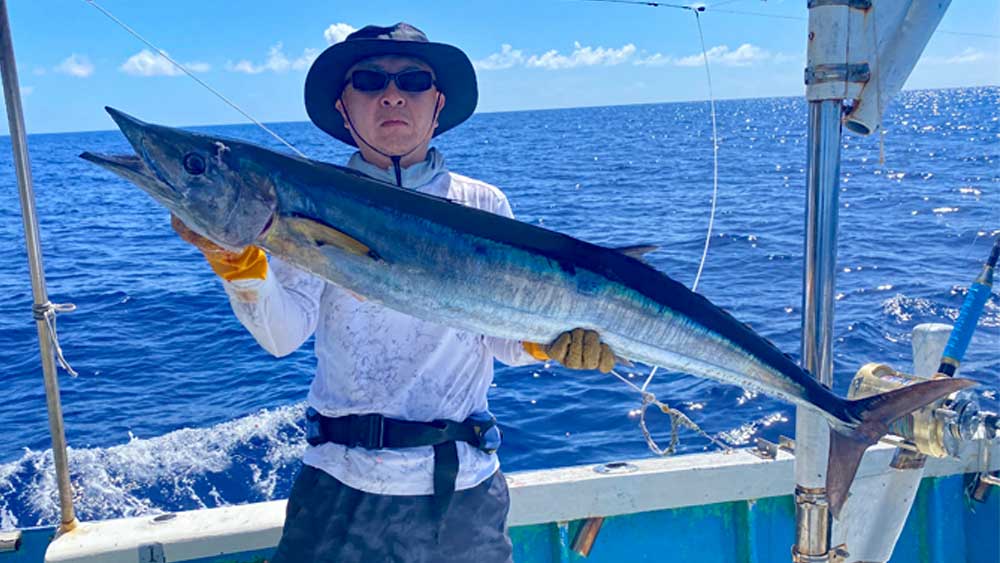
[79,150,178,211]
[80,151,152,181]
[80,108,160,184]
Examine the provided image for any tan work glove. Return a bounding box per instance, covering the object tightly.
[171,214,268,281]
[523,328,616,373]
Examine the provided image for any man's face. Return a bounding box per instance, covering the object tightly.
[336,55,446,161]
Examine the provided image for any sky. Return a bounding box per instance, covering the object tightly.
[5,0,999,134]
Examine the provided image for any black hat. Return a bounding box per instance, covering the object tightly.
[304,23,478,147]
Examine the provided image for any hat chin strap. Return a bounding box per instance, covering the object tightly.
[339,92,443,187]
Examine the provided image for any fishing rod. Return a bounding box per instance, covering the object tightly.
[937,237,999,377]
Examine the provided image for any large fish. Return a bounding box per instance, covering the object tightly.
[82,107,973,517]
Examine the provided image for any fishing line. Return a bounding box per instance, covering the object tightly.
[552,0,728,452]
[82,0,308,159]
[690,8,720,293]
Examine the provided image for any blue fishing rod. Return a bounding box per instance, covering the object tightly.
[937,236,1000,378]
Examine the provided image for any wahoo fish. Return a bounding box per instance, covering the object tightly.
[81,107,974,517]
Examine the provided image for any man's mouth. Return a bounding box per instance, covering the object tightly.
[380,119,409,128]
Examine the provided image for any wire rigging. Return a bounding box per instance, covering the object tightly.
[82,0,308,159]
[568,0,1000,38]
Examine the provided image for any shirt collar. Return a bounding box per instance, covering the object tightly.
[346,148,447,190]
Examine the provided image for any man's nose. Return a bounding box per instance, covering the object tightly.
[380,82,406,106]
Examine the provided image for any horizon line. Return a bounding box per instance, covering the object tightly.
[7,84,998,138]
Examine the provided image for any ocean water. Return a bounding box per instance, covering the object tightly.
[1,87,997,530]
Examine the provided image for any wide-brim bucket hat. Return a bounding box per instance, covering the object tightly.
[305,23,478,147]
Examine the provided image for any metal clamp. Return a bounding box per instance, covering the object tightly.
[779,435,796,454]
[752,437,779,460]
[794,486,831,561]
[804,63,871,86]
[807,0,871,9]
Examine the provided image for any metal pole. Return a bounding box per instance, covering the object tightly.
[0,0,77,533]
[794,100,843,561]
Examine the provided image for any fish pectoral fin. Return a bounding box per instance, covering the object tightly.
[611,244,659,262]
[285,216,382,262]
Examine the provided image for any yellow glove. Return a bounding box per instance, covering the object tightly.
[523,328,616,373]
[171,215,268,281]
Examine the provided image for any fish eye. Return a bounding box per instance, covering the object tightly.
[183,153,207,175]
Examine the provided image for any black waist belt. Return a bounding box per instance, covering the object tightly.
[304,407,500,515]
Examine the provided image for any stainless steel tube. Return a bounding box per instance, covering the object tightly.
[801,99,843,389]
[0,0,77,532]
[794,99,844,560]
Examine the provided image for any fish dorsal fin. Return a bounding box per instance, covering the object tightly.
[285,216,382,262]
[611,244,659,262]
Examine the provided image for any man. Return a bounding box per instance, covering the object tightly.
[174,23,615,562]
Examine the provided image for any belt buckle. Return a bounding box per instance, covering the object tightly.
[468,412,502,454]
[351,414,385,450]
[305,407,324,447]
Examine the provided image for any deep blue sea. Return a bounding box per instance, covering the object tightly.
[1,87,997,529]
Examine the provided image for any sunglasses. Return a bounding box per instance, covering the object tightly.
[347,69,436,93]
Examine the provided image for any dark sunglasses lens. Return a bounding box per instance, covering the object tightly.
[396,70,434,92]
[351,70,388,92]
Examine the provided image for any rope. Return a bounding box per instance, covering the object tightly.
[608,367,733,455]
[82,0,308,159]
[32,301,79,377]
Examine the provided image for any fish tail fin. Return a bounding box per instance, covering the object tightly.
[825,376,975,518]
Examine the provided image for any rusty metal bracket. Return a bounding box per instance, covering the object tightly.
[752,437,779,460]
[779,435,796,454]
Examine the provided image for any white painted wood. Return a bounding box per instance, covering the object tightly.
[45,441,998,562]
[912,323,953,377]
[45,502,286,563]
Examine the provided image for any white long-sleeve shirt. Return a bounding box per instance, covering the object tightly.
[222,149,537,495]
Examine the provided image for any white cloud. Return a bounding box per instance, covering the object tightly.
[55,54,94,78]
[634,53,673,67]
[32,67,46,76]
[924,48,986,65]
[636,43,772,67]
[21,85,33,96]
[527,42,636,69]
[227,43,319,74]
[475,42,637,71]
[477,41,775,71]
[119,49,210,77]
[674,44,770,67]
[324,23,357,45]
[474,44,525,70]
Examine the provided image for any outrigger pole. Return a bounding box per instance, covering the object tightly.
[0,0,77,533]
[797,1,953,560]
